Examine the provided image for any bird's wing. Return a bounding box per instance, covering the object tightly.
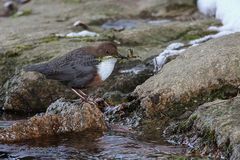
[44,53,99,82]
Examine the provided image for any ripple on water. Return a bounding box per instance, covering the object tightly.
[0,130,188,159]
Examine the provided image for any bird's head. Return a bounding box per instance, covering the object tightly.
[96,42,127,60]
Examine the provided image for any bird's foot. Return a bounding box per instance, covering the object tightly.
[84,97,111,111]
[94,98,111,111]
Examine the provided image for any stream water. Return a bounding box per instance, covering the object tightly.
[0,132,186,159]
[0,113,206,160]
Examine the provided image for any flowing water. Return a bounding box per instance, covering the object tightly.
[0,113,204,160]
[0,132,187,159]
[0,133,189,159]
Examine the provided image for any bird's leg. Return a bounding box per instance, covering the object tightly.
[71,89,110,107]
[71,89,96,105]
[71,89,87,101]
[77,89,88,98]
[95,98,111,107]
[77,89,94,102]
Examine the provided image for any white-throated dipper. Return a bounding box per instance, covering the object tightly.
[24,42,126,104]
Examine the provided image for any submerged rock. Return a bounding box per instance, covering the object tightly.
[2,71,75,113]
[133,33,240,119]
[0,98,107,143]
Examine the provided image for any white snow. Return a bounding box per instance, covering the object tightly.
[198,0,240,32]
[153,43,185,72]
[119,64,146,74]
[166,42,185,50]
[189,0,240,45]
[66,30,99,37]
[153,0,240,73]
[197,0,216,16]
[55,30,99,38]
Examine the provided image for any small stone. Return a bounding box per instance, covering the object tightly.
[73,20,89,29]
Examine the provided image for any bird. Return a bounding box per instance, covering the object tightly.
[24,42,126,105]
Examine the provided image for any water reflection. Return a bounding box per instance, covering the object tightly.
[0,130,187,159]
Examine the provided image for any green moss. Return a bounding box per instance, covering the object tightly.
[3,34,60,58]
[202,127,216,146]
[177,114,197,133]
[0,34,61,86]
[68,37,98,42]
[182,30,218,41]
[162,84,239,120]
[67,35,110,42]
[166,4,196,12]
[39,35,60,43]
[4,44,35,57]
[182,34,201,41]
[13,9,32,17]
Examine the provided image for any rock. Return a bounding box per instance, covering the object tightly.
[0,98,107,143]
[2,71,75,113]
[114,19,217,60]
[0,0,212,91]
[165,96,240,159]
[134,33,240,118]
[0,1,18,17]
[231,145,240,160]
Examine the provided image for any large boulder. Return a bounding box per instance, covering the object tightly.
[133,33,240,118]
[2,71,75,113]
[0,98,107,143]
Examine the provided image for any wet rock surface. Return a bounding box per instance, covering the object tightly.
[134,33,240,119]
[0,98,107,143]
[2,71,75,113]
[164,96,240,159]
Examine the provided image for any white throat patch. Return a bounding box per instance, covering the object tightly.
[97,57,117,81]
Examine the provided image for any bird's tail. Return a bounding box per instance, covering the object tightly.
[23,63,48,74]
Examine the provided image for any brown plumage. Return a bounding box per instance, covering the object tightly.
[24,42,125,103]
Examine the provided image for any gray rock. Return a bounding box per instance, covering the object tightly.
[231,144,240,160]
[0,1,18,17]
[134,33,240,118]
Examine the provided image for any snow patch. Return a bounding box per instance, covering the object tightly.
[153,43,185,72]
[189,31,234,45]
[66,30,99,37]
[120,64,147,75]
[56,30,99,38]
[154,1,240,73]
[198,0,240,32]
